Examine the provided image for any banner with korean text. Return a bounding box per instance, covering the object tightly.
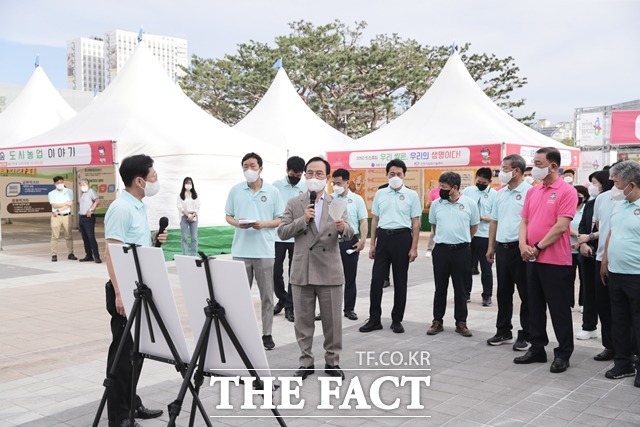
[610,111,640,145]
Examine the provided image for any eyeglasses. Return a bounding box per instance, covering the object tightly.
[305,171,326,179]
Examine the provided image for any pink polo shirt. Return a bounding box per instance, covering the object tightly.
[428,187,440,202]
[521,177,577,266]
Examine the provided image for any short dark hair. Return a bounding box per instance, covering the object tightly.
[286,156,305,173]
[119,154,154,187]
[439,171,461,189]
[241,152,263,167]
[305,156,331,175]
[52,176,64,183]
[524,166,533,172]
[475,167,492,181]
[503,154,526,174]
[593,170,613,191]
[536,147,561,166]
[563,169,575,176]
[386,159,407,174]
[332,168,350,181]
[575,185,589,202]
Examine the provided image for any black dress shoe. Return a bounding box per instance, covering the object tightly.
[95,258,102,264]
[594,348,614,361]
[134,405,163,419]
[79,256,94,262]
[325,364,345,380]
[550,358,570,373]
[51,255,57,262]
[68,253,78,260]
[390,321,405,333]
[359,319,383,333]
[285,310,294,322]
[344,310,358,320]
[514,350,547,364]
[273,301,284,315]
[293,366,314,380]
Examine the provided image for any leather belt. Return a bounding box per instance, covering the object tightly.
[436,242,470,249]
[57,212,70,217]
[378,228,411,235]
[496,241,519,249]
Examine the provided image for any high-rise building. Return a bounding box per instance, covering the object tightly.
[67,29,188,92]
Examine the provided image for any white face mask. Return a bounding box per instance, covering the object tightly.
[244,169,260,183]
[55,183,65,191]
[80,185,89,193]
[388,176,403,190]
[333,185,345,195]
[531,166,550,181]
[143,179,160,197]
[498,170,513,185]
[563,176,574,184]
[610,184,630,201]
[588,185,600,198]
[524,176,535,185]
[306,178,327,193]
[184,184,192,191]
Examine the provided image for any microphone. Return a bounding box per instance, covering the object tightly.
[155,216,169,247]
[309,191,317,208]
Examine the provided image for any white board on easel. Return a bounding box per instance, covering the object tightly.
[109,244,191,365]
[174,256,271,378]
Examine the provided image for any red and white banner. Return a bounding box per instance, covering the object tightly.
[0,140,114,168]
[610,111,640,145]
[327,144,503,169]
[505,144,579,168]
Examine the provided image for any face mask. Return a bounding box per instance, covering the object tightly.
[143,179,160,197]
[531,166,550,181]
[577,198,584,207]
[388,176,403,190]
[564,176,574,184]
[588,185,600,198]
[306,178,327,192]
[610,184,630,201]
[244,169,260,183]
[439,188,451,200]
[524,176,535,185]
[56,183,65,191]
[476,183,488,192]
[498,170,513,185]
[80,185,89,193]
[184,184,192,191]
[288,175,301,186]
[333,185,345,195]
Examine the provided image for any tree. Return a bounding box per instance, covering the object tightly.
[179,20,535,138]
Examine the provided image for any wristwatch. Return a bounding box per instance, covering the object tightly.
[534,242,543,251]
[588,233,595,241]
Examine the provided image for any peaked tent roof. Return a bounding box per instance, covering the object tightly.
[349,51,579,157]
[22,42,286,227]
[234,67,353,161]
[0,66,76,147]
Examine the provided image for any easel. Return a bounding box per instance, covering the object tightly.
[92,244,210,427]
[168,252,287,427]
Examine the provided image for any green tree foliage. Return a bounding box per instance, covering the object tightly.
[179,20,534,138]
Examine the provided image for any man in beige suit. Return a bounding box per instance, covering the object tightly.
[278,157,354,381]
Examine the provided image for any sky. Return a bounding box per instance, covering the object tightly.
[0,0,638,123]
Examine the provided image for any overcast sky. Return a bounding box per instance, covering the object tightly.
[0,0,637,122]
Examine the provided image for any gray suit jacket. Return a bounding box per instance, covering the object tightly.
[278,191,354,286]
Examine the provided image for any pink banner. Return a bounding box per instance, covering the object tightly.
[610,111,640,145]
[0,140,114,168]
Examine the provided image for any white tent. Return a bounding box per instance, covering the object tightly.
[0,66,76,147]
[345,51,579,167]
[234,67,353,163]
[21,42,287,227]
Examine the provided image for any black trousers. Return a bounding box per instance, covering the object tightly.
[527,262,574,360]
[567,253,583,308]
[105,281,142,426]
[369,231,412,323]
[273,242,294,312]
[608,272,640,369]
[432,243,470,323]
[339,236,360,312]
[594,260,614,351]
[580,254,598,331]
[495,244,529,340]
[79,215,100,259]
[466,236,493,298]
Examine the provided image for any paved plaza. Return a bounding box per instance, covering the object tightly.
[1,218,639,426]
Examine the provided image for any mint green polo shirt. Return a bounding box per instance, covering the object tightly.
[607,198,640,274]
[461,185,497,238]
[429,194,480,244]
[490,181,532,243]
[47,187,74,214]
[332,190,368,236]
[104,190,152,246]
[272,177,306,243]
[372,185,421,229]
[225,180,285,258]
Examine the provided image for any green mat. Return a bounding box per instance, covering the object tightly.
[162,226,235,261]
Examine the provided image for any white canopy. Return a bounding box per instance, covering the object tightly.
[0,66,76,147]
[234,67,353,163]
[21,42,286,227]
[349,51,579,164]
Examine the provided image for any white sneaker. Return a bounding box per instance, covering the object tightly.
[576,330,600,340]
[426,250,432,258]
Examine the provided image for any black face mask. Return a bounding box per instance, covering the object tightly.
[476,183,488,192]
[439,188,451,200]
[577,198,584,207]
[288,175,301,186]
